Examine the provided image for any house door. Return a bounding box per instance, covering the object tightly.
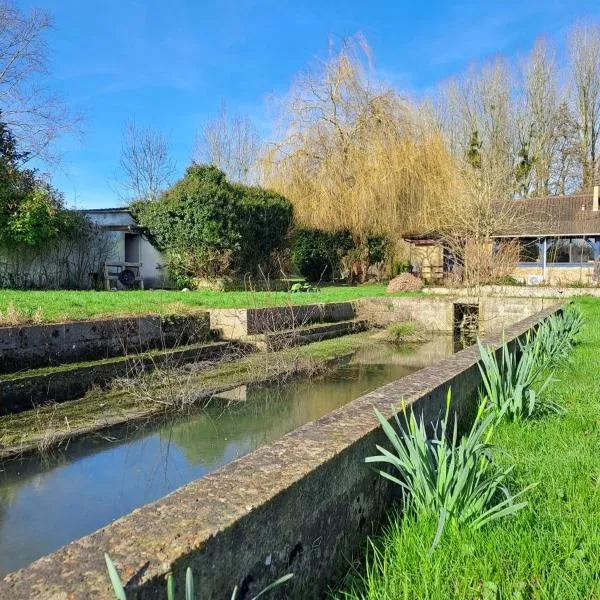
[124,233,140,264]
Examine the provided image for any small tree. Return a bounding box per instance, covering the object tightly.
[132,164,292,284]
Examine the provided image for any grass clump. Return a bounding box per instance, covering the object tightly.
[0,302,43,325]
[384,321,428,345]
[367,392,530,554]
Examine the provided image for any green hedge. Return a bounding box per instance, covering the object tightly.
[132,165,293,283]
[292,228,354,282]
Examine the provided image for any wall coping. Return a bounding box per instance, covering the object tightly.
[424,285,600,298]
[0,302,563,598]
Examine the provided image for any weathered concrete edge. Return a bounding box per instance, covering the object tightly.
[0,303,564,599]
[424,284,600,298]
[0,341,236,416]
[0,313,211,373]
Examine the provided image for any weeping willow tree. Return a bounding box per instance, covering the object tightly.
[262,36,457,279]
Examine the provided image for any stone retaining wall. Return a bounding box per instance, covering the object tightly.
[0,303,562,599]
[0,341,233,415]
[424,285,600,298]
[357,296,558,333]
[0,314,211,373]
[210,302,355,339]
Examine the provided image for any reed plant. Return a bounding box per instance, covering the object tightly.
[477,335,558,421]
[536,304,584,366]
[478,306,584,421]
[366,391,530,553]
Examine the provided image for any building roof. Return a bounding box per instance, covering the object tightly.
[79,207,131,214]
[493,192,600,238]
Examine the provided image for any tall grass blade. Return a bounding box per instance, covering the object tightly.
[104,553,127,600]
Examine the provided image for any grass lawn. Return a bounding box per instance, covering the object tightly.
[338,297,600,599]
[0,284,411,324]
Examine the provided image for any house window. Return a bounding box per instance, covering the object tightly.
[517,238,541,263]
[546,237,596,265]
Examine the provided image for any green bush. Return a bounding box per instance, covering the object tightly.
[292,228,353,282]
[234,183,293,276]
[0,115,74,248]
[132,165,292,282]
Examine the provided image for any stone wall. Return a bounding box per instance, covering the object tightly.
[0,314,211,373]
[356,296,557,333]
[0,305,562,599]
[0,341,232,415]
[425,285,600,298]
[210,302,355,339]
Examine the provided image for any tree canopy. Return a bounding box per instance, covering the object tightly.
[132,164,293,283]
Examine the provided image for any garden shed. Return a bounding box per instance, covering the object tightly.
[82,208,167,289]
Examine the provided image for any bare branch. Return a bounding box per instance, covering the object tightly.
[116,121,175,202]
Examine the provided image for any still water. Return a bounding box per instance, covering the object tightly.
[0,336,454,577]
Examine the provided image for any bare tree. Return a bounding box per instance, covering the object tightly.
[568,21,600,188]
[195,102,261,185]
[518,39,562,196]
[0,2,78,162]
[117,121,175,201]
[442,61,517,192]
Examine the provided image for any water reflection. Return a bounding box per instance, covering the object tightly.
[0,336,454,577]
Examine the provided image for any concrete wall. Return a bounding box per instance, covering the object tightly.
[0,305,562,599]
[0,314,210,373]
[356,296,558,333]
[425,285,600,298]
[512,264,596,286]
[210,302,356,339]
[0,341,232,415]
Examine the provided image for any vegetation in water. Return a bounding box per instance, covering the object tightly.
[384,321,427,345]
[105,553,293,600]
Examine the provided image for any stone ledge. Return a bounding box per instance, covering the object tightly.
[0,303,563,599]
[0,314,211,373]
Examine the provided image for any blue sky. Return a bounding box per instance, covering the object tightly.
[21,0,600,208]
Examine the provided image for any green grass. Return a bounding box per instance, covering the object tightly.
[0,285,414,324]
[338,297,600,600]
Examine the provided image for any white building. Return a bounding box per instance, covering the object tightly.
[82,208,168,289]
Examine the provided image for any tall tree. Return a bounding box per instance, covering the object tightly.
[263,35,455,270]
[195,102,261,185]
[0,2,78,162]
[519,39,561,196]
[117,121,175,202]
[568,21,600,188]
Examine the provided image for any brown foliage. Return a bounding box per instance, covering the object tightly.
[262,36,457,245]
[386,273,423,293]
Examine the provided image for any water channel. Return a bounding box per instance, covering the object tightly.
[0,335,456,577]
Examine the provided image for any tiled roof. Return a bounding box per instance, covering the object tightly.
[493,193,600,237]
